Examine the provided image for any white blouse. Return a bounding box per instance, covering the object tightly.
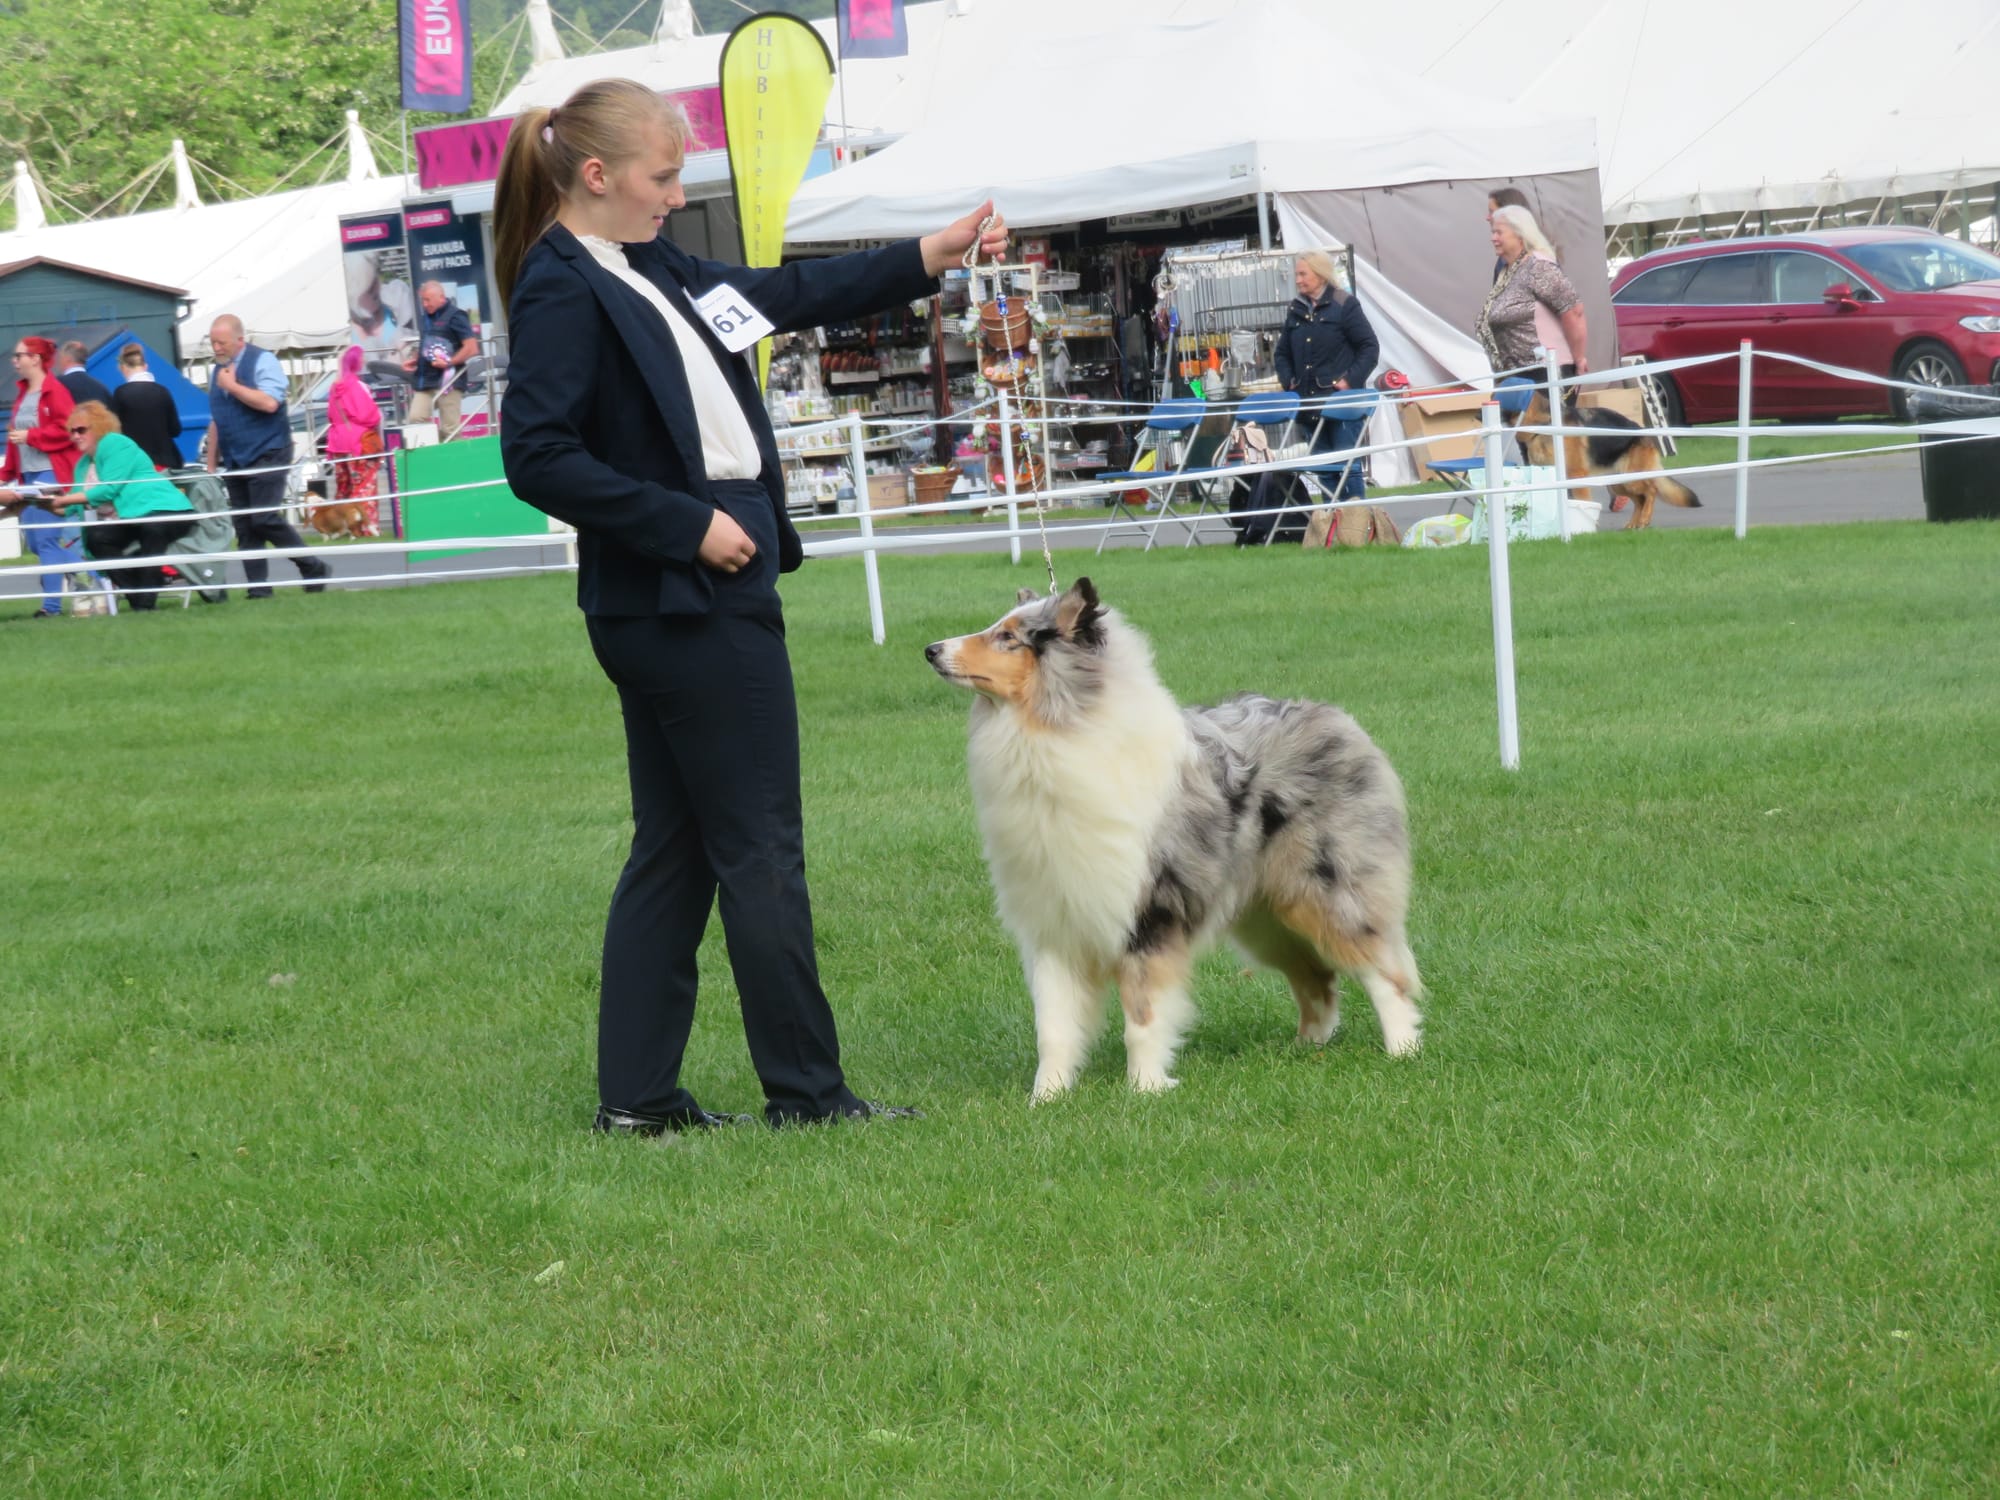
[576,233,762,483]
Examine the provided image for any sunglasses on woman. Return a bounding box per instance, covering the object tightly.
[67,425,91,436]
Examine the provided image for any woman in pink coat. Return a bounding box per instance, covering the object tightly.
[323,344,384,534]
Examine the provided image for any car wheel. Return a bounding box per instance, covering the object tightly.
[1647,372,1684,432]
[1892,342,1966,419]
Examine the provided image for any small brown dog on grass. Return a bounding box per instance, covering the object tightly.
[1518,390,1700,530]
[306,500,372,540]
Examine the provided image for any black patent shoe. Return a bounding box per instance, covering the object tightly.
[593,1104,755,1136]
[842,1099,923,1120]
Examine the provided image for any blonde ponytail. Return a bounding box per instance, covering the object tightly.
[493,81,691,317]
[494,106,559,317]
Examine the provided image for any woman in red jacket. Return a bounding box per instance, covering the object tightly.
[1,335,84,616]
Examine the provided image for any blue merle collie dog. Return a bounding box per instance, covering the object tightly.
[926,578,1423,1102]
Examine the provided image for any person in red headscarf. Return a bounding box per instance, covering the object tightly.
[323,344,385,534]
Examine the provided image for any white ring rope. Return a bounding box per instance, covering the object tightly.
[10,346,1981,605]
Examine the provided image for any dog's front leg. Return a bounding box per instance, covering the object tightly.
[1118,942,1195,1094]
[1028,952,1102,1104]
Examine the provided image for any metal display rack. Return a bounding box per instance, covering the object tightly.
[1154,244,1359,398]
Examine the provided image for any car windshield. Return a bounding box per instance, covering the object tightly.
[1846,239,2000,293]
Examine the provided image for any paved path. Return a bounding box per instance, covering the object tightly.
[0,450,1932,608]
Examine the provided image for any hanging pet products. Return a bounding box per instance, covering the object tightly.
[963,219,1059,594]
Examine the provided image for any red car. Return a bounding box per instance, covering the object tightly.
[1610,227,2000,422]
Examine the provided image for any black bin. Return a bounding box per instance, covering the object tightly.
[1907,385,2000,522]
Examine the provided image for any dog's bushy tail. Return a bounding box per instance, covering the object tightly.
[1657,474,1701,509]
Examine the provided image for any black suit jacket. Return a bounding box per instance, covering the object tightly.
[501,224,935,616]
[60,369,115,410]
[110,380,185,470]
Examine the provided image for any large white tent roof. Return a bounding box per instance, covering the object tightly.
[491,4,957,139]
[786,0,1598,241]
[0,173,411,353]
[5,0,1992,363]
[1512,0,2000,225]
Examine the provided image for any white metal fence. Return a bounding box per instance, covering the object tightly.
[13,344,1996,767]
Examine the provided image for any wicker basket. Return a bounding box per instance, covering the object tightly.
[909,466,962,507]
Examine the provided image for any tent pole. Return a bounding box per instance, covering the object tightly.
[1255,145,1270,250]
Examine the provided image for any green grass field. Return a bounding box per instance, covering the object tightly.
[4,523,1997,1495]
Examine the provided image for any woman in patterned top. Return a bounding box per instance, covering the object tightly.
[1474,205,1589,378]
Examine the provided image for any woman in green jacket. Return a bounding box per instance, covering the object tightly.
[57,401,197,610]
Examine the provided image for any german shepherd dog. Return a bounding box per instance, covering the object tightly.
[1518,390,1700,530]
[926,579,1423,1102]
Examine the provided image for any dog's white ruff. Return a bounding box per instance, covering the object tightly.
[967,621,1202,1100]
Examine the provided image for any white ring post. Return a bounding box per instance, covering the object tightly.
[1482,402,1521,771]
[1735,339,1753,538]
[1541,346,1572,542]
[848,410,886,645]
[999,388,1021,565]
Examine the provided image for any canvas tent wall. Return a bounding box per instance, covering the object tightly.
[1274,171,1616,377]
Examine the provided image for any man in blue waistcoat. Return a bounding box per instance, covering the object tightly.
[204,315,330,598]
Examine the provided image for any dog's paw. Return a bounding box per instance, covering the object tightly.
[1382,1025,1423,1058]
[1129,1071,1180,1094]
[1029,1072,1074,1105]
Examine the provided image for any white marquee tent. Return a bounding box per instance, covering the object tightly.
[787,3,1594,239]
[1512,0,2000,234]
[0,170,410,354]
[786,0,1612,394]
[6,0,1993,360]
[491,1,957,138]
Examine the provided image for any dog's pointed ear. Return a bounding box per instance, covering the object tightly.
[1016,587,1039,606]
[1055,576,1104,646]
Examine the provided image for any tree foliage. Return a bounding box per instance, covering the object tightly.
[0,0,837,227]
[0,0,405,223]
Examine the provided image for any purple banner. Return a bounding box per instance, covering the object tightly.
[838,0,908,59]
[414,85,728,192]
[400,0,474,114]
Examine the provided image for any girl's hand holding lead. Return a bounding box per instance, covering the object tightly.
[921,201,1009,276]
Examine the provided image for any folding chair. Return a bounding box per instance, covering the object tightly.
[1096,398,1208,554]
[1187,389,1301,547]
[1275,387,1382,545]
[1426,376,1534,514]
[162,468,239,605]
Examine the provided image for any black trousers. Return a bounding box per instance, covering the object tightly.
[223,446,328,596]
[83,515,196,609]
[582,480,862,1125]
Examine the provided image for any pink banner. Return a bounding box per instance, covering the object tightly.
[415,86,728,192]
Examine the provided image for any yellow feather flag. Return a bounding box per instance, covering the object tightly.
[719,14,836,388]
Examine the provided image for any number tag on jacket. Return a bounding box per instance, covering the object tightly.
[692,283,775,353]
